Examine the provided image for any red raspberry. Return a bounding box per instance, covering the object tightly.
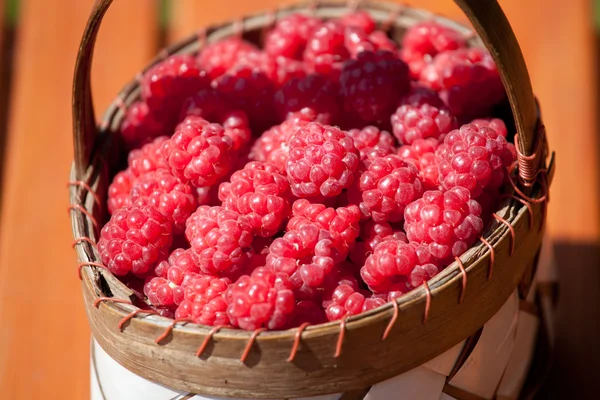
[127,136,170,178]
[304,21,350,79]
[286,122,360,198]
[107,170,134,214]
[274,74,340,125]
[401,21,466,78]
[175,274,232,326]
[408,262,440,288]
[273,56,308,86]
[391,103,457,145]
[470,118,508,138]
[180,89,252,151]
[290,300,327,326]
[436,124,515,198]
[142,55,210,116]
[323,283,385,321]
[349,220,407,265]
[340,50,410,125]
[361,240,418,292]
[265,14,321,60]
[218,161,292,237]
[226,267,296,330]
[401,84,445,108]
[198,37,260,79]
[340,11,376,33]
[144,248,200,307]
[420,48,505,118]
[130,171,197,234]
[344,27,397,57]
[185,206,254,276]
[98,205,173,277]
[359,154,423,222]
[288,199,361,259]
[347,126,396,161]
[398,138,440,190]
[249,115,309,171]
[404,187,483,261]
[368,31,398,53]
[162,116,233,187]
[121,101,165,149]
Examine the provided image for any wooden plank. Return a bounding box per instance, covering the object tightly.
[0,0,157,399]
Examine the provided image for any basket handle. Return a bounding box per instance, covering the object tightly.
[72,0,539,180]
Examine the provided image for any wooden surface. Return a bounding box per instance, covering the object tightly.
[0,0,598,399]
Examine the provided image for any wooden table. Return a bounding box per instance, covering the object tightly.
[0,0,597,398]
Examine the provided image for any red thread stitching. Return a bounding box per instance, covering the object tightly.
[240,328,266,363]
[78,261,108,279]
[287,322,310,362]
[114,96,127,114]
[501,194,534,230]
[422,281,432,324]
[334,318,348,358]
[72,237,97,249]
[382,300,399,341]
[479,236,495,280]
[67,181,101,206]
[155,318,192,344]
[196,325,228,357]
[118,309,157,331]
[68,204,98,228]
[455,257,467,304]
[493,213,515,256]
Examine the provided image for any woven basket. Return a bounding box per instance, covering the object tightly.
[69,1,556,399]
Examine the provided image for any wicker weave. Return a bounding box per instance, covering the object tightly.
[69,1,555,398]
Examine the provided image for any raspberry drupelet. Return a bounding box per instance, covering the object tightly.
[470,118,508,138]
[347,126,396,161]
[323,282,386,321]
[265,13,322,60]
[226,267,296,330]
[339,11,376,34]
[218,161,292,237]
[398,138,441,190]
[286,122,360,198]
[344,27,397,57]
[198,37,261,79]
[130,170,198,234]
[359,154,424,223]
[107,170,134,214]
[175,274,232,325]
[436,124,515,198]
[98,205,173,277]
[162,116,233,188]
[401,84,445,108]
[404,187,484,261]
[340,50,410,125]
[127,136,170,178]
[349,220,408,265]
[303,21,350,79]
[179,89,252,152]
[274,74,340,125]
[391,103,457,145]
[420,48,505,118]
[185,206,254,276]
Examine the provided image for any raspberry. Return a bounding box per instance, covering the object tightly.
[121,101,165,149]
[360,240,419,292]
[340,51,410,125]
[265,14,321,60]
[141,55,210,117]
[286,122,360,198]
[288,199,361,259]
[349,220,407,265]
[273,56,308,86]
[470,118,508,138]
[162,116,233,187]
[98,205,173,277]
[212,64,276,129]
[175,274,232,326]
[304,22,350,79]
[249,115,310,171]
[323,283,385,321]
[404,187,483,261]
[274,74,340,124]
[127,136,170,178]
[226,267,296,330]
[401,21,467,78]
[290,300,327,326]
[198,37,260,79]
[107,170,134,214]
[344,26,397,58]
[180,89,252,151]
[130,171,198,234]
[340,11,376,34]
[391,103,457,145]
[398,138,440,190]
[218,161,292,237]
[359,154,423,222]
[347,126,396,161]
[401,84,445,108]
[409,262,440,288]
[185,206,254,276]
[436,124,515,197]
[420,48,505,118]
[144,248,200,307]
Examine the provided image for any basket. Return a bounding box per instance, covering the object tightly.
[69,0,556,399]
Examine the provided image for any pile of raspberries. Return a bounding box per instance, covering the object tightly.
[99,12,516,331]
